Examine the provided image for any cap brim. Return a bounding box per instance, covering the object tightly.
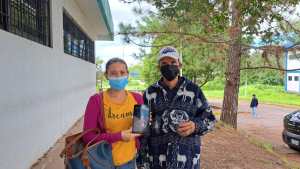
[158,55,180,62]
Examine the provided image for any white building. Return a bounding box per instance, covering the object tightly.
[0,1,113,169]
[285,48,300,93]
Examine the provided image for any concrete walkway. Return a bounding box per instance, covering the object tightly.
[30,118,83,169]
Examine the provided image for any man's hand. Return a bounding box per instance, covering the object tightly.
[177,121,195,137]
[121,128,141,142]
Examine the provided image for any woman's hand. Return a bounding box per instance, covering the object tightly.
[121,128,141,142]
[177,121,195,137]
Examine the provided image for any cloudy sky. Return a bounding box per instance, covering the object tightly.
[95,0,153,67]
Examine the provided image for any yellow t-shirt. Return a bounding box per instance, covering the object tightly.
[103,90,137,166]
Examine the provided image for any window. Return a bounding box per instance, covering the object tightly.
[290,52,300,60]
[288,76,293,81]
[295,76,299,81]
[0,0,9,30]
[0,0,51,46]
[63,12,95,64]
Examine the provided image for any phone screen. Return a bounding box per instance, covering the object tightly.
[132,104,150,134]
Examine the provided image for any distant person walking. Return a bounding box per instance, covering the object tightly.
[250,94,258,118]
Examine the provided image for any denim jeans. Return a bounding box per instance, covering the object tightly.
[115,159,136,169]
[251,107,257,117]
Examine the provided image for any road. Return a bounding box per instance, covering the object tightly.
[210,99,300,164]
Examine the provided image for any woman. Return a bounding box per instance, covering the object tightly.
[83,58,143,169]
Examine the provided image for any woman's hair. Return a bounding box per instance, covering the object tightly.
[105,57,128,74]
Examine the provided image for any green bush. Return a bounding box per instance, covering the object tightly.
[204,84,300,107]
[201,77,225,90]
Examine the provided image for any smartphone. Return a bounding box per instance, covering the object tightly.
[132,104,150,134]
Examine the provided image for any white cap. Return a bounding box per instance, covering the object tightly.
[158,46,181,63]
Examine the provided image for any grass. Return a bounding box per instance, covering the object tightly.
[203,84,300,107]
[217,121,300,169]
[96,79,300,107]
[213,111,221,117]
[246,134,300,169]
[247,136,275,154]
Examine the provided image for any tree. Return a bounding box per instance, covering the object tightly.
[240,51,284,86]
[96,58,104,90]
[120,14,225,87]
[120,0,299,128]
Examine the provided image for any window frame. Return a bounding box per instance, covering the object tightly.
[0,0,51,47]
[63,11,95,64]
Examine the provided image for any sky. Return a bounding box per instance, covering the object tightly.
[95,0,153,67]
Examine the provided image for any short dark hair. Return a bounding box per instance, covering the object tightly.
[252,94,256,97]
[105,57,128,74]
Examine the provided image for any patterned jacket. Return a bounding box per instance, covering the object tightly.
[137,76,216,169]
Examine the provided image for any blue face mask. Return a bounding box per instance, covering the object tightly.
[108,76,128,90]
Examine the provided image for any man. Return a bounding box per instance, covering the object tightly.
[250,94,259,118]
[137,46,216,169]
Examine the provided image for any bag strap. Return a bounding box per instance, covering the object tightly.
[59,128,100,158]
[130,91,143,105]
[99,92,105,133]
[60,92,106,169]
[81,92,105,168]
[81,133,105,168]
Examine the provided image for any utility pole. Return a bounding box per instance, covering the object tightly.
[180,38,183,76]
[243,59,248,96]
[180,26,183,76]
[122,45,125,60]
[244,69,247,96]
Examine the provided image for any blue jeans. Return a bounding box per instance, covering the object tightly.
[251,107,257,117]
[115,159,136,169]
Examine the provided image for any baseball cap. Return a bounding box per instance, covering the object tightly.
[158,46,181,63]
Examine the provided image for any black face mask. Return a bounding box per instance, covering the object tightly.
[160,65,180,81]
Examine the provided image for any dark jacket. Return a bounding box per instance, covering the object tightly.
[250,97,258,107]
[137,76,216,169]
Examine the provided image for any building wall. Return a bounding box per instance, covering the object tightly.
[285,50,300,93]
[287,52,300,70]
[286,72,300,93]
[0,1,98,169]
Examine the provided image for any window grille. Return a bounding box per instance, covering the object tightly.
[0,0,51,46]
[63,12,95,64]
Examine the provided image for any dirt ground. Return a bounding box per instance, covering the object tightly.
[31,118,300,169]
[238,111,300,165]
[201,123,298,169]
[208,99,300,169]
